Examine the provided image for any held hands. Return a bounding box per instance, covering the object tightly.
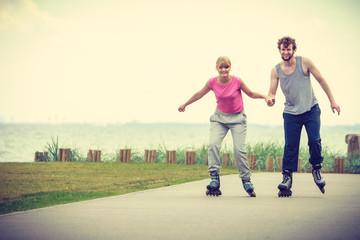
[265,96,275,107]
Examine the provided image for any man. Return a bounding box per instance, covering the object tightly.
[267,36,340,197]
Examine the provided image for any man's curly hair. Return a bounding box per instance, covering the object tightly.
[277,36,297,51]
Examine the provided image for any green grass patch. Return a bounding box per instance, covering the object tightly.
[0,162,238,215]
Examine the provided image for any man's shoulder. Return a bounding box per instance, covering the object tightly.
[299,56,314,69]
[300,56,311,63]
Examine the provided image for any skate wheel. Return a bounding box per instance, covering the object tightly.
[278,189,292,197]
[249,191,256,197]
[206,189,221,197]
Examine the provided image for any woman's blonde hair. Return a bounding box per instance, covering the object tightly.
[216,56,231,68]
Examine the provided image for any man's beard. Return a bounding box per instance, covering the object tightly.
[281,53,294,61]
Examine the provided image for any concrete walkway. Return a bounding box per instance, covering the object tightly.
[0,173,360,240]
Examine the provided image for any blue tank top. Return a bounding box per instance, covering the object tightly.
[275,56,318,115]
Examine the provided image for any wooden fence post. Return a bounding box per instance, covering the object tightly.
[277,157,283,172]
[151,150,156,163]
[334,158,345,173]
[119,149,124,163]
[144,150,149,163]
[297,158,302,172]
[94,150,101,162]
[34,152,48,162]
[119,149,131,163]
[88,150,101,162]
[248,154,256,170]
[222,153,230,166]
[185,151,196,165]
[266,156,274,172]
[191,151,195,165]
[172,151,176,164]
[58,148,70,162]
[166,151,176,164]
[144,150,156,163]
[88,150,93,162]
[127,149,131,163]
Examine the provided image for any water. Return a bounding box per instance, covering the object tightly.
[0,123,357,162]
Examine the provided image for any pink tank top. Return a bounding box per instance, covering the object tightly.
[208,76,244,113]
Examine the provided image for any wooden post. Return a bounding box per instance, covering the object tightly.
[206,152,208,165]
[35,152,48,162]
[58,149,63,162]
[297,158,302,172]
[58,148,70,162]
[95,150,101,162]
[119,149,123,162]
[119,149,131,163]
[122,149,127,162]
[345,134,360,161]
[88,150,101,162]
[88,150,94,162]
[167,151,176,164]
[222,153,230,166]
[144,150,156,163]
[266,156,274,172]
[248,154,256,170]
[144,150,149,163]
[172,151,176,164]
[334,158,345,173]
[185,151,196,165]
[127,149,131,163]
[277,157,283,172]
[167,151,171,164]
[151,150,156,163]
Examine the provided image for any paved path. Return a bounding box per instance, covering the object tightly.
[1,173,360,240]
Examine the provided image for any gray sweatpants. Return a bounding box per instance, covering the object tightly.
[207,109,251,181]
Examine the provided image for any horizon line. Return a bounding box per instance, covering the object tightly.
[0,121,359,129]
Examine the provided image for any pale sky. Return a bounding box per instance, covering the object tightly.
[0,0,359,126]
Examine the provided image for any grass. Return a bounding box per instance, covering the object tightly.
[0,162,238,215]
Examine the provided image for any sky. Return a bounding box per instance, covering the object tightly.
[0,0,359,126]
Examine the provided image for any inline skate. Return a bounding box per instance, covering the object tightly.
[242,179,256,197]
[206,172,221,196]
[278,170,292,197]
[312,164,326,194]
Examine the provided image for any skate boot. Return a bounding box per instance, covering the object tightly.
[312,164,326,194]
[278,170,292,197]
[242,179,256,197]
[206,172,221,196]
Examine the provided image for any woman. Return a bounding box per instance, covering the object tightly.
[178,56,271,197]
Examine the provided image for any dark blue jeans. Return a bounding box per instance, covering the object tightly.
[282,104,323,172]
